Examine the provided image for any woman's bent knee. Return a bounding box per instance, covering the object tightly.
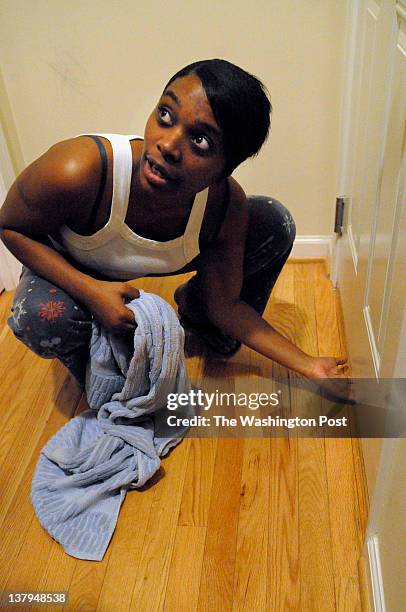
[244,196,296,275]
[246,195,296,252]
[8,271,92,359]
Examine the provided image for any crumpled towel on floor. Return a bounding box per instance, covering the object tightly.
[31,291,193,561]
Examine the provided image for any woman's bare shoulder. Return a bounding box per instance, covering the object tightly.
[20,136,102,200]
[0,137,104,236]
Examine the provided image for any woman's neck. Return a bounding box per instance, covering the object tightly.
[131,158,196,213]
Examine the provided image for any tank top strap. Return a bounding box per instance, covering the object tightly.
[183,187,209,261]
[184,187,209,234]
[80,133,134,228]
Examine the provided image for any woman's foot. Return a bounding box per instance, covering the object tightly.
[174,283,241,356]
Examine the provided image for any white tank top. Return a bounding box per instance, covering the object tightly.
[56,133,209,280]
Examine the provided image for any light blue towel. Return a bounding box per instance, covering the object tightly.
[31,291,192,561]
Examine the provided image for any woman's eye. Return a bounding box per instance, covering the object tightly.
[158,107,172,124]
[192,135,210,151]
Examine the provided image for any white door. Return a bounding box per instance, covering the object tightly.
[334,0,406,515]
[334,1,406,608]
[334,0,406,381]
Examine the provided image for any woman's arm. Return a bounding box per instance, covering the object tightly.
[195,177,348,379]
[0,139,138,331]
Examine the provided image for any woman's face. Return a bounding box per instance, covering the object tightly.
[139,74,226,198]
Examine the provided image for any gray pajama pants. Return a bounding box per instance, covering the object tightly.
[8,196,296,385]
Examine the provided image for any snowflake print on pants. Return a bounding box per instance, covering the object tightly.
[11,297,27,330]
[38,301,66,322]
[282,212,295,236]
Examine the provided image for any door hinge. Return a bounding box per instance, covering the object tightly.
[334,196,345,235]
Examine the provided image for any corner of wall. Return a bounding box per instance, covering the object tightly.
[0,66,24,176]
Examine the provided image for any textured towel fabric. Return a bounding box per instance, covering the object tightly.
[31,291,192,561]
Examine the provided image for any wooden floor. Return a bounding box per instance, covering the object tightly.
[0,261,369,612]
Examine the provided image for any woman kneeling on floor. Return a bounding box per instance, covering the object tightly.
[0,58,347,385]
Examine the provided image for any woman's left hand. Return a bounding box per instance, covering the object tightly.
[307,356,349,379]
[304,356,354,404]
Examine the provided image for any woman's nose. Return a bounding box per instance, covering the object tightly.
[157,132,182,163]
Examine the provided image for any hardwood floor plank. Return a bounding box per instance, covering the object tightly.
[0,367,81,589]
[95,480,157,612]
[314,263,364,610]
[267,437,300,611]
[297,452,336,612]
[293,262,318,356]
[300,570,336,612]
[35,545,78,609]
[163,526,207,612]
[357,554,373,612]
[298,438,336,573]
[3,509,56,593]
[313,262,343,359]
[268,302,296,347]
[272,261,295,305]
[178,438,218,527]
[334,575,363,612]
[128,438,190,611]
[0,360,74,530]
[197,439,244,612]
[232,438,269,611]
[325,437,363,584]
[350,438,370,543]
[294,263,336,609]
[0,326,28,379]
[335,283,370,552]
[62,548,113,612]
[0,347,44,468]
[267,262,296,417]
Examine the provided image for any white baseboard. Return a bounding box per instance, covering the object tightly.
[367,535,386,611]
[289,235,333,259]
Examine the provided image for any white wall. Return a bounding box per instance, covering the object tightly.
[0,0,347,235]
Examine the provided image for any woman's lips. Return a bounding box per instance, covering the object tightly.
[143,157,177,186]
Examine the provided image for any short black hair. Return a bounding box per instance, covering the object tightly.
[163,59,272,177]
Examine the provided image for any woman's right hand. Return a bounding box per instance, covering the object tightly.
[86,280,140,332]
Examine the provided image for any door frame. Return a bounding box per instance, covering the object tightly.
[0,122,21,290]
[331,0,360,288]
